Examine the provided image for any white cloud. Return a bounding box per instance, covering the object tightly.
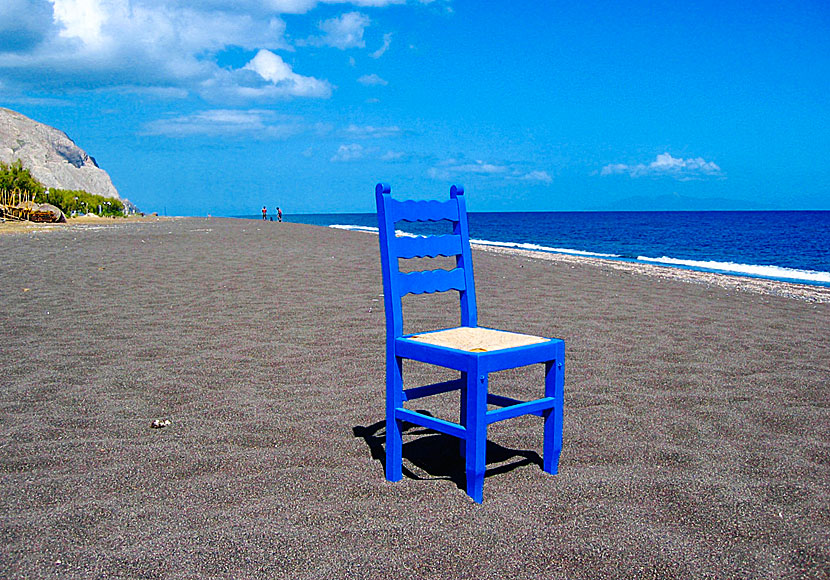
[357,73,388,86]
[313,11,370,49]
[331,143,365,161]
[330,0,406,6]
[601,152,723,180]
[520,170,552,183]
[331,143,411,162]
[141,109,305,138]
[266,0,321,13]
[50,0,108,48]
[0,1,362,100]
[238,49,331,98]
[245,50,298,83]
[381,150,406,161]
[370,32,392,58]
[429,158,508,180]
[0,1,436,101]
[344,124,401,138]
[429,158,553,184]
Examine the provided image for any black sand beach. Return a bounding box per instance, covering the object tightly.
[1,217,828,579]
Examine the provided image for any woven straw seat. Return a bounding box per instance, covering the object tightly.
[408,327,550,352]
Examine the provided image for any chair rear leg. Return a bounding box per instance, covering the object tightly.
[385,355,404,482]
[543,357,564,474]
[465,370,487,503]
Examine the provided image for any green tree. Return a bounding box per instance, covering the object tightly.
[40,188,124,217]
[0,159,45,197]
[1,159,124,217]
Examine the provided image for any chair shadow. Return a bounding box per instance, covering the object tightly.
[352,412,542,493]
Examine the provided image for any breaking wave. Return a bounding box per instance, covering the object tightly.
[638,256,830,284]
[327,222,830,286]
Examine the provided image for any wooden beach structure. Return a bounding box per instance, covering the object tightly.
[0,189,65,222]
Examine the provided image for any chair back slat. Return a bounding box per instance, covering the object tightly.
[395,234,463,259]
[398,268,466,295]
[376,183,478,338]
[390,199,459,223]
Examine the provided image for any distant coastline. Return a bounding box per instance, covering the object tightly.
[254,210,830,290]
[6,213,827,302]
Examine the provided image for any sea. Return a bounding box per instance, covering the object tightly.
[246,211,830,287]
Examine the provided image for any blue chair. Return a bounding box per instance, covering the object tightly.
[375,183,565,502]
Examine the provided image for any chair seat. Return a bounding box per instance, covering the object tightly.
[407,326,551,352]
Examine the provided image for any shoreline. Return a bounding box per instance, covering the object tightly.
[327,222,830,301]
[475,243,830,304]
[3,215,827,303]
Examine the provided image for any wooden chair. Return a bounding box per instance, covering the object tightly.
[375,183,565,502]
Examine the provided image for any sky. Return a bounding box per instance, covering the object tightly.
[1,0,828,215]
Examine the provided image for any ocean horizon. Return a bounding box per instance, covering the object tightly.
[236,210,830,287]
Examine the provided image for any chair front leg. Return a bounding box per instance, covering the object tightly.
[464,365,487,503]
[459,371,467,458]
[543,352,565,475]
[385,354,404,482]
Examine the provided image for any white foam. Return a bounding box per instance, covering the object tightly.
[328,225,441,239]
[329,224,378,234]
[327,223,830,285]
[328,225,619,257]
[638,255,830,284]
[471,238,620,258]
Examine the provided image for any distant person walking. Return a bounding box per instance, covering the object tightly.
[262,206,267,220]
[277,207,282,222]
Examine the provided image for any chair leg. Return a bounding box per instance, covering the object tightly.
[385,355,404,482]
[464,369,487,503]
[543,355,565,474]
[459,371,467,459]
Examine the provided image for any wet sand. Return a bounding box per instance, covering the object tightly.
[1,217,828,578]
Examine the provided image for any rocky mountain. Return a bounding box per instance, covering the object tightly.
[0,107,121,199]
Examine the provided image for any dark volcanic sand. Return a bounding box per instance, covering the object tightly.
[1,217,828,579]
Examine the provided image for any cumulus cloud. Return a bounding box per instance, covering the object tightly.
[357,73,388,86]
[331,143,365,161]
[520,170,553,183]
[344,124,401,138]
[331,144,412,162]
[428,157,553,184]
[0,0,440,102]
[141,109,305,138]
[238,49,331,98]
[370,32,393,58]
[309,11,370,49]
[428,158,508,180]
[601,153,723,180]
[51,0,108,47]
[0,1,343,100]
[381,150,406,161]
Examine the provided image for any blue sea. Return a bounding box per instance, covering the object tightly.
[250,211,830,286]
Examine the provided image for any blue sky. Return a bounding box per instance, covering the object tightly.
[1,0,828,215]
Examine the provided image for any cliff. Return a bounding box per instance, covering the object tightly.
[0,107,120,199]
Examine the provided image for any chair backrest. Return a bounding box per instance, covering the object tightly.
[376,183,478,339]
